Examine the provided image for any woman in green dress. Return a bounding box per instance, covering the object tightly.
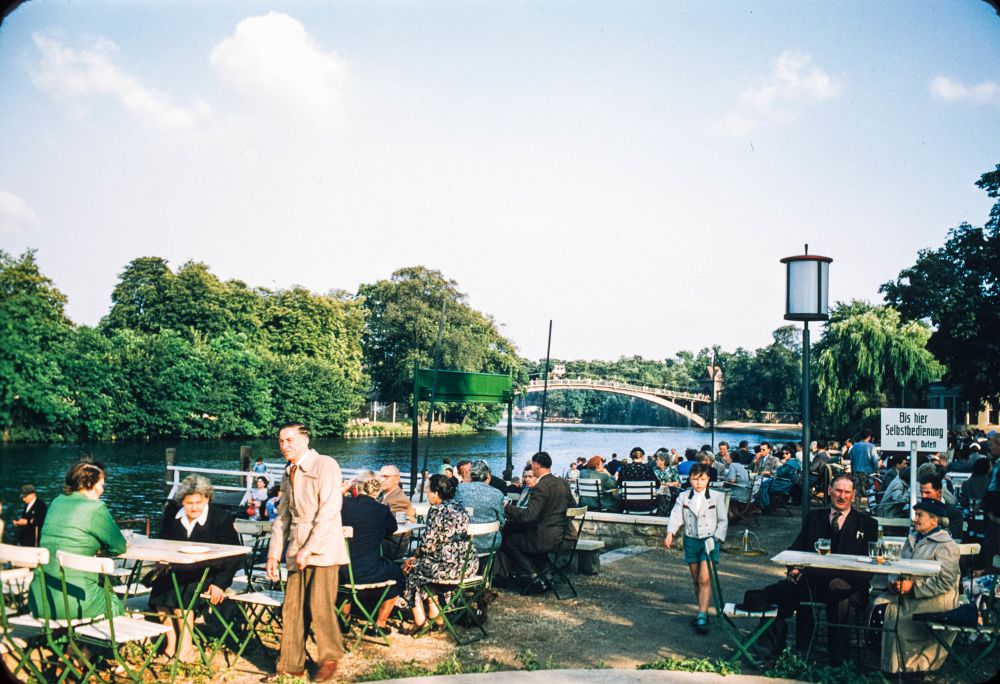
[28,461,126,620]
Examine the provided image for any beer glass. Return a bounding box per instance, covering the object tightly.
[814,538,831,555]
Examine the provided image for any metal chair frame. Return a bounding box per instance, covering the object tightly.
[705,542,778,667]
[424,521,500,645]
[337,526,398,649]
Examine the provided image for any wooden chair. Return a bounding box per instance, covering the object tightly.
[575,479,604,511]
[54,550,172,684]
[0,544,57,683]
[704,540,779,667]
[537,506,587,599]
[924,550,999,680]
[425,521,500,645]
[337,526,398,649]
[620,481,657,515]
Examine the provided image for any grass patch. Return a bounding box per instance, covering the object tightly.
[355,654,507,681]
[761,650,889,683]
[638,656,742,675]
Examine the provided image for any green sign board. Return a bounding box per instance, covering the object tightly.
[413,368,514,404]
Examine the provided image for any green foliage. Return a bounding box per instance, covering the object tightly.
[0,250,75,440]
[1,254,367,441]
[638,655,742,674]
[813,301,942,435]
[516,648,554,671]
[356,654,505,681]
[358,266,520,424]
[761,649,888,683]
[880,164,1000,408]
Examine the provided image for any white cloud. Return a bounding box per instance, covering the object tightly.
[722,51,842,135]
[31,34,207,130]
[929,76,1000,106]
[0,191,39,234]
[210,13,350,131]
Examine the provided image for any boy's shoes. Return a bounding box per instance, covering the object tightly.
[693,613,710,634]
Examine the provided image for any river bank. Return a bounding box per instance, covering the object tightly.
[343,421,477,438]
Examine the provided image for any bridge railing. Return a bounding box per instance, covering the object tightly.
[525,377,710,403]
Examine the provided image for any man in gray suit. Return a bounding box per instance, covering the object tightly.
[265,423,347,682]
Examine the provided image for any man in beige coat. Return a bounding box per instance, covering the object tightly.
[265,423,348,682]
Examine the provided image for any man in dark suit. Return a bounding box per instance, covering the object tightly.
[14,484,47,547]
[497,451,575,593]
[760,474,878,664]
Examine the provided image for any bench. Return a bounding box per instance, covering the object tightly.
[575,539,606,575]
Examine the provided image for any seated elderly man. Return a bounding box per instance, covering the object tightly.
[377,465,415,560]
[377,465,415,521]
[918,474,964,540]
[455,460,506,555]
[873,498,960,678]
[757,475,878,664]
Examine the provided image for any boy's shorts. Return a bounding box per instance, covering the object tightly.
[683,536,719,564]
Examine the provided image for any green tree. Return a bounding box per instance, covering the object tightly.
[0,250,76,440]
[813,301,942,435]
[58,326,127,441]
[880,164,1000,408]
[358,267,520,425]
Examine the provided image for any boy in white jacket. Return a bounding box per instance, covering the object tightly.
[663,463,728,634]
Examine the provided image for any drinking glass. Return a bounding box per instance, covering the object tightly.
[122,529,135,546]
[868,541,886,564]
[396,511,409,524]
[814,538,831,555]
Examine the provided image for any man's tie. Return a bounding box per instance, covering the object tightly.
[289,463,298,485]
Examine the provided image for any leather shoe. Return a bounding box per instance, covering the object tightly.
[314,660,339,682]
[520,578,548,596]
[262,672,305,682]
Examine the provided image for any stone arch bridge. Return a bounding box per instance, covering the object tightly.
[523,377,711,427]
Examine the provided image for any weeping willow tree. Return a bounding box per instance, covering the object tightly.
[813,300,943,436]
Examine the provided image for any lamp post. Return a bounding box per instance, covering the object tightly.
[780,245,832,529]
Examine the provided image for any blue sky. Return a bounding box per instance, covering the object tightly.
[1,1,998,360]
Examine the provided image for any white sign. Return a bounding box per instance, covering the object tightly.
[880,408,947,452]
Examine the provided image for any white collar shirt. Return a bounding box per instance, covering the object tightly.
[175,503,210,538]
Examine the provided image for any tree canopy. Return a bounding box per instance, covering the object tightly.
[880,164,1000,408]
[358,266,521,427]
[813,301,942,435]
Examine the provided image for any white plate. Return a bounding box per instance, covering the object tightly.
[178,545,211,554]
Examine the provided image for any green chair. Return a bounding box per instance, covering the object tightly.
[337,525,399,649]
[424,521,500,645]
[55,549,172,684]
[1,543,63,682]
[704,539,778,667]
[209,585,285,663]
[537,506,586,600]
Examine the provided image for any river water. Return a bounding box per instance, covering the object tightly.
[0,423,794,531]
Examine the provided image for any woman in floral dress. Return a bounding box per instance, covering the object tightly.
[401,474,470,632]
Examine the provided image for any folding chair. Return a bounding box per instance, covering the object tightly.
[425,521,500,645]
[924,548,998,680]
[55,550,172,684]
[576,479,603,511]
[231,519,273,592]
[620,481,657,515]
[337,526,398,649]
[705,542,778,667]
[1,544,61,683]
[536,506,586,600]
[209,586,285,662]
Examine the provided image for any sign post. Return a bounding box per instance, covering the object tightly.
[880,408,947,514]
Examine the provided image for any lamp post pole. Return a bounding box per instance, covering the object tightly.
[801,320,811,524]
[781,244,832,532]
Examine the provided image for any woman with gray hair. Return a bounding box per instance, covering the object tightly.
[149,475,240,658]
[455,460,505,553]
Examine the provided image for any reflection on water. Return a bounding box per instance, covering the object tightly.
[0,423,795,527]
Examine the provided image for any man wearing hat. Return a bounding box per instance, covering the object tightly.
[13,484,47,547]
[757,474,878,664]
[873,498,960,677]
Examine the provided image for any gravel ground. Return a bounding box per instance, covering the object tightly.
[188,510,995,683]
